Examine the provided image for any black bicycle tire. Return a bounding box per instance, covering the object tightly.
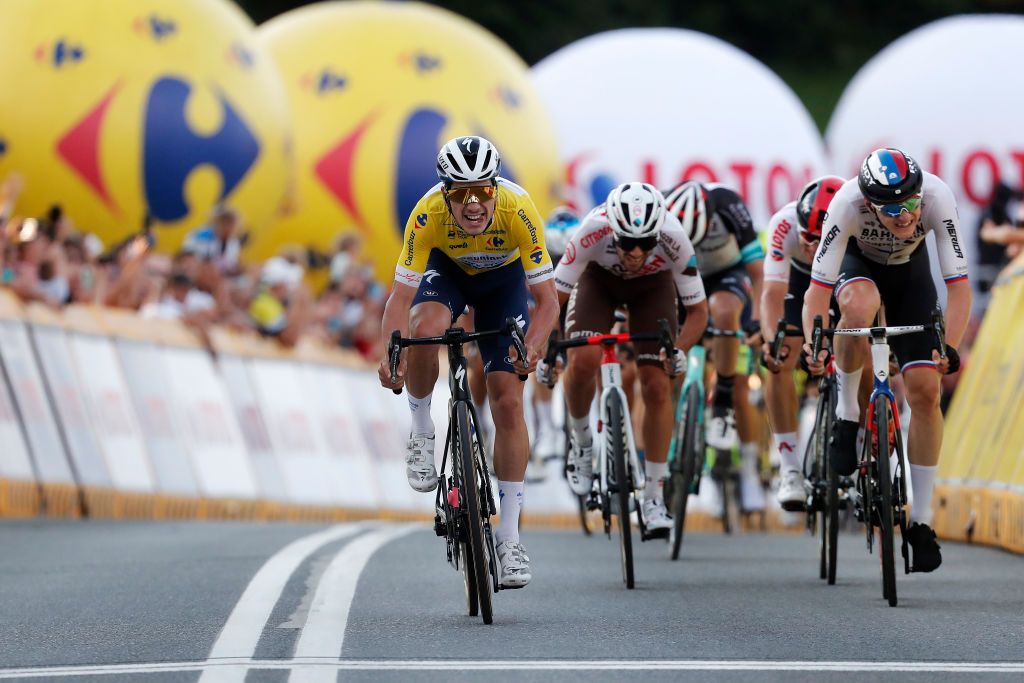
[462,541,478,616]
[456,401,494,623]
[814,386,830,581]
[608,391,635,589]
[875,399,898,607]
[671,383,700,561]
[825,382,840,585]
[720,457,733,535]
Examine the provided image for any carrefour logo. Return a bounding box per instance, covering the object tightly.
[55,76,259,221]
[416,213,428,227]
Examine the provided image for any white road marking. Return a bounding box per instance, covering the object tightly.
[2,659,1024,678]
[198,523,368,683]
[289,524,421,682]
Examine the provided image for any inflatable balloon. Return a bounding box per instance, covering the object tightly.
[0,0,291,252]
[532,29,827,226]
[827,15,1024,271]
[255,1,562,284]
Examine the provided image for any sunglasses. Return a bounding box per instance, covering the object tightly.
[615,235,659,252]
[871,195,922,218]
[444,185,497,205]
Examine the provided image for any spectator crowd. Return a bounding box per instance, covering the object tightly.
[0,174,385,362]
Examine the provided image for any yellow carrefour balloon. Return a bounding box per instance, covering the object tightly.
[256,1,562,284]
[0,0,290,252]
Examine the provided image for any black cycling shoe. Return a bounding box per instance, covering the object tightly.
[829,419,859,477]
[905,522,942,573]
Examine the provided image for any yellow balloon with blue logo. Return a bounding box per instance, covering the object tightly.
[255,0,562,284]
[0,0,290,251]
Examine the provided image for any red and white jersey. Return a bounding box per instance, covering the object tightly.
[811,172,969,288]
[553,207,707,305]
[763,201,811,284]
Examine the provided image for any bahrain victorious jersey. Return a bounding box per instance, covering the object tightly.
[553,207,706,306]
[810,172,969,288]
[394,177,554,287]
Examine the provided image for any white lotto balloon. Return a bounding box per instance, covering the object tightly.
[828,15,1024,249]
[532,28,827,226]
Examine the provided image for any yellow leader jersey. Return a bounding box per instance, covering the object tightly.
[394,178,554,288]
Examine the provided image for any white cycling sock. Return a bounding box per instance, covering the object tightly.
[569,415,592,447]
[408,392,434,435]
[774,432,800,473]
[534,398,555,437]
[495,480,524,545]
[645,460,668,501]
[835,365,863,422]
[740,442,760,475]
[909,464,937,526]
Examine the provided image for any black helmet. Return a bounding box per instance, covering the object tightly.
[858,148,923,204]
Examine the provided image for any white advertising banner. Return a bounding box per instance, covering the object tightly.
[826,15,1024,281]
[68,333,155,492]
[0,322,72,483]
[532,29,827,224]
[217,355,288,502]
[31,326,111,487]
[300,365,380,509]
[0,324,37,481]
[161,347,259,499]
[350,372,425,511]
[116,340,199,496]
[249,358,347,505]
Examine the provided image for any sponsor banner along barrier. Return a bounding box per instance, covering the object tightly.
[937,256,1024,553]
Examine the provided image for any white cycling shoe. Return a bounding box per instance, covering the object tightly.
[777,469,808,512]
[496,540,532,588]
[706,411,739,451]
[405,433,438,493]
[739,468,766,512]
[641,498,673,531]
[565,438,594,496]
[534,427,564,463]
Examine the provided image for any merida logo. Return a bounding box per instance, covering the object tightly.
[944,219,963,258]
[816,225,840,262]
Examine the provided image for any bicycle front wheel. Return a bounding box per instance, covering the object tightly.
[671,383,701,561]
[456,401,494,623]
[607,391,634,589]
[825,382,840,585]
[875,399,897,607]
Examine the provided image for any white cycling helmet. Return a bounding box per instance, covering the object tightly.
[665,181,711,246]
[604,182,666,239]
[436,135,501,184]
[543,206,581,257]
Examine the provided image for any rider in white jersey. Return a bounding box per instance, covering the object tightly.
[554,183,708,532]
[803,148,970,574]
[761,176,844,509]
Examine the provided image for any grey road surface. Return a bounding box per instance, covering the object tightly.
[0,519,1021,682]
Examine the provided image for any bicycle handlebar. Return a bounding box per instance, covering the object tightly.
[387,317,529,394]
[809,307,947,358]
[541,318,676,386]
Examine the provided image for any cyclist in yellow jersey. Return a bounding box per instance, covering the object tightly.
[378,136,560,588]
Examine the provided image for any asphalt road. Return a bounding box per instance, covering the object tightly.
[0,519,1022,682]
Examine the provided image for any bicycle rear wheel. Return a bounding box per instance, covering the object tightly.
[462,541,478,616]
[875,399,897,607]
[671,383,700,561]
[456,401,494,623]
[607,391,634,589]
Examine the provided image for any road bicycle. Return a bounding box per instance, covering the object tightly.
[543,321,675,588]
[810,308,946,607]
[387,317,527,624]
[664,338,707,560]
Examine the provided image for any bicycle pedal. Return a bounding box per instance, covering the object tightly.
[433,515,447,537]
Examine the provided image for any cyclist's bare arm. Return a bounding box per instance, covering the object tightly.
[378,282,417,387]
[761,280,788,340]
[525,278,560,371]
[678,301,709,352]
[943,278,972,349]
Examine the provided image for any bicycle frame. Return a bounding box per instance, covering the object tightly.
[597,342,646,498]
[668,344,707,467]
